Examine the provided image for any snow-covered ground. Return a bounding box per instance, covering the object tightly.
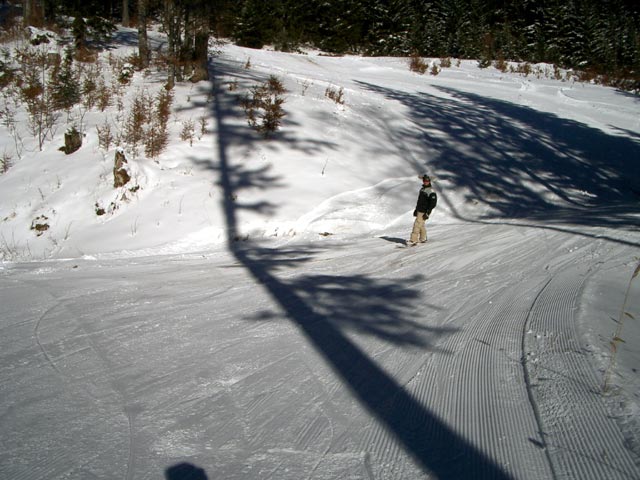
[1,29,640,479]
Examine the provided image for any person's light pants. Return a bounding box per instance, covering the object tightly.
[410,211,427,243]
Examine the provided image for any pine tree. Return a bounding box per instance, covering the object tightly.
[233,0,275,49]
[50,49,80,111]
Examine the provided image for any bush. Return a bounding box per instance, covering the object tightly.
[146,88,172,156]
[50,49,81,110]
[124,90,151,150]
[155,87,173,127]
[325,85,344,104]
[30,215,49,236]
[494,57,508,72]
[478,57,492,69]
[1,152,12,174]
[259,96,285,136]
[409,54,428,74]
[241,76,287,138]
[180,119,195,145]
[119,63,135,84]
[96,119,113,150]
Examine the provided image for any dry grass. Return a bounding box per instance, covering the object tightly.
[602,260,640,392]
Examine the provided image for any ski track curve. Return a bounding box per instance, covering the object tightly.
[358,229,639,480]
[17,279,136,480]
[524,265,640,480]
[357,227,554,480]
[359,273,555,479]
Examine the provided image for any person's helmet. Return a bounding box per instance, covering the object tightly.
[422,174,431,182]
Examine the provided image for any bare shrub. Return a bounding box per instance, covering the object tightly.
[511,62,532,77]
[1,151,12,174]
[0,90,23,158]
[494,57,508,72]
[440,57,452,68]
[325,85,344,104]
[603,261,640,392]
[96,118,114,150]
[96,78,112,111]
[30,215,50,236]
[180,119,196,145]
[553,65,563,81]
[74,47,98,63]
[125,52,146,71]
[409,54,427,74]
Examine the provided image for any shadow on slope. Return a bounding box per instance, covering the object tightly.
[165,462,208,480]
[209,60,515,479]
[357,81,640,230]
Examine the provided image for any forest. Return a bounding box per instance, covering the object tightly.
[13,0,640,89]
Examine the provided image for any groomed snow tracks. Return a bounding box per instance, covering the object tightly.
[361,261,640,479]
[524,266,640,479]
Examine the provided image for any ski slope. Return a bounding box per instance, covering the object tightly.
[1,31,640,479]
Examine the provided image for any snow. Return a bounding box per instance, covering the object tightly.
[1,29,640,479]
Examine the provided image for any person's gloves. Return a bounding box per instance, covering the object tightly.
[413,209,417,217]
[422,213,429,220]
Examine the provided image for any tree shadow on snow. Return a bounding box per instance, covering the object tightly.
[356,81,640,244]
[208,60,515,479]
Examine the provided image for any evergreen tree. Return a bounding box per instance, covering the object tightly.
[233,0,282,49]
[50,48,80,111]
[362,0,411,55]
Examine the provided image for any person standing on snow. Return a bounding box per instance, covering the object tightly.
[409,174,437,246]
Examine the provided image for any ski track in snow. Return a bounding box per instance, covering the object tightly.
[2,224,640,479]
[525,265,640,479]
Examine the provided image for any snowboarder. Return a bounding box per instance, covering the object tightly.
[408,174,437,246]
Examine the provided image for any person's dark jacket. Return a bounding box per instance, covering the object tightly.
[414,186,437,218]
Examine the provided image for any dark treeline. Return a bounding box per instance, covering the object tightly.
[20,0,640,80]
[228,0,640,77]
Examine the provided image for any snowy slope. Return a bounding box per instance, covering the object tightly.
[1,31,640,479]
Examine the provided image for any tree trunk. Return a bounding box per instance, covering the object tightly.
[164,0,181,88]
[137,0,149,67]
[122,0,130,27]
[180,8,193,80]
[24,0,45,27]
[191,27,210,82]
